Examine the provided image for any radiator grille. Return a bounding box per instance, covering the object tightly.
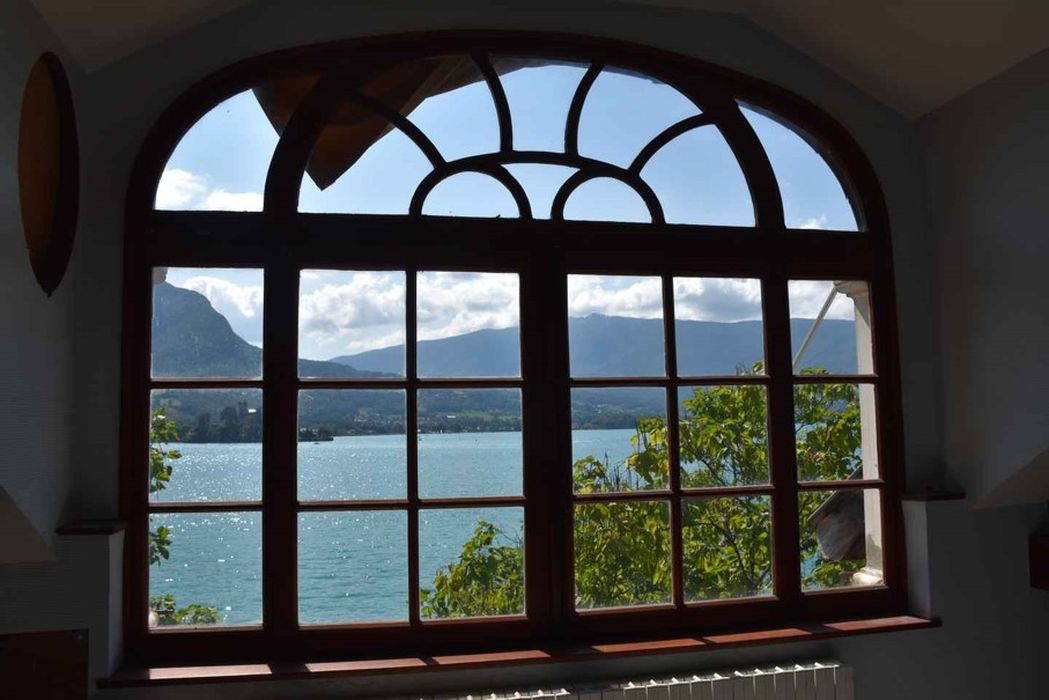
[428,660,853,700]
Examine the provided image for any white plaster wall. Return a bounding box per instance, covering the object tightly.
[0,532,124,680]
[0,0,78,550]
[919,49,1049,507]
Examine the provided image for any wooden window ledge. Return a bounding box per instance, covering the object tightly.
[99,615,938,689]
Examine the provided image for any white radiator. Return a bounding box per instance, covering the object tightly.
[441,660,853,700]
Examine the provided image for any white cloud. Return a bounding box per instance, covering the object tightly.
[567,276,765,323]
[156,168,207,208]
[796,215,828,229]
[417,272,520,341]
[299,271,407,358]
[566,275,662,319]
[298,271,521,359]
[155,168,263,212]
[787,280,857,320]
[202,190,264,211]
[167,259,852,364]
[566,275,854,323]
[179,275,265,343]
[673,277,762,322]
[181,276,263,319]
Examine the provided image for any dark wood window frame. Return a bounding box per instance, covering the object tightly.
[120,31,908,668]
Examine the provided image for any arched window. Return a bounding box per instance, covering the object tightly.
[124,34,905,665]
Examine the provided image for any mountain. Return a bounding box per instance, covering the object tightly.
[331,314,856,378]
[330,327,520,377]
[151,282,856,440]
[152,282,384,379]
[151,282,261,378]
[152,283,401,440]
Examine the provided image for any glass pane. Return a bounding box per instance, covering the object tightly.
[299,511,407,623]
[155,79,319,211]
[422,172,520,218]
[794,383,878,481]
[367,56,498,162]
[493,57,588,152]
[417,271,520,377]
[641,126,754,226]
[683,496,773,601]
[574,500,671,609]
[740,105,858,231]
[149,389,262,502]
[788,280,872,375]
[579,68,700,168]
[673,277,764,376]
[299,116,432,214]
[148,512,261,627]
[298,390,407,500]
[572,387,667,493]
[678,385,769,487]
[419,507,525,619]
[567,274,664,377]
[152,267,263,379]
[418,389,522,498]
[298,270,406,378]
[562,177,651,222]
[801,488,882,590]
[503,163,577,219]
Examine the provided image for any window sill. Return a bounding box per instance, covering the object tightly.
[99,615,937,689]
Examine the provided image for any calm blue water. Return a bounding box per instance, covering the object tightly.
[149,429,639,625]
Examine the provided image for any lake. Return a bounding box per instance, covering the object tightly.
[149,428,640,625]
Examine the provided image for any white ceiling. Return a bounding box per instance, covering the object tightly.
[30,0,1049,118]
[30,0,251,72]
[620,0,1049,117]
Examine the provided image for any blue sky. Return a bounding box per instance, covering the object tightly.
[157,61,858,360]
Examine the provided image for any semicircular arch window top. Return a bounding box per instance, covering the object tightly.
[156,51,860,231]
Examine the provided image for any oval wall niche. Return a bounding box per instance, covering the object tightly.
[18,52,79,296]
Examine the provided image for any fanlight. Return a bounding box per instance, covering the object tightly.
[156,54,858,231]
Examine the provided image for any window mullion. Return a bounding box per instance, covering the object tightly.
[763,273,802,608]
[543,252,575,627]
[262,251,299,639]
[662,275,684,608]
[405,268,421,627]
[519,254,554,630]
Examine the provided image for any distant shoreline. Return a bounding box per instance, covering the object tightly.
[165,425,640,444]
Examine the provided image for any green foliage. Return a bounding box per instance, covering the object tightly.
[420,522,524,619]
[299,426,334,441]
[148,409,180,565]
[173,603,222,625]
[574,500,671,608]
[794,373,865,589]
[148,594,221,626]
[149,524,171,566]
[149,410,181,494]
[793,379,862,482]
[678,382,769,488]
[421,364,868,616]
[148,409,224,624]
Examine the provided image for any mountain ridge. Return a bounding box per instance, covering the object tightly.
[329,313,856,378]
[151,282,856,439]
